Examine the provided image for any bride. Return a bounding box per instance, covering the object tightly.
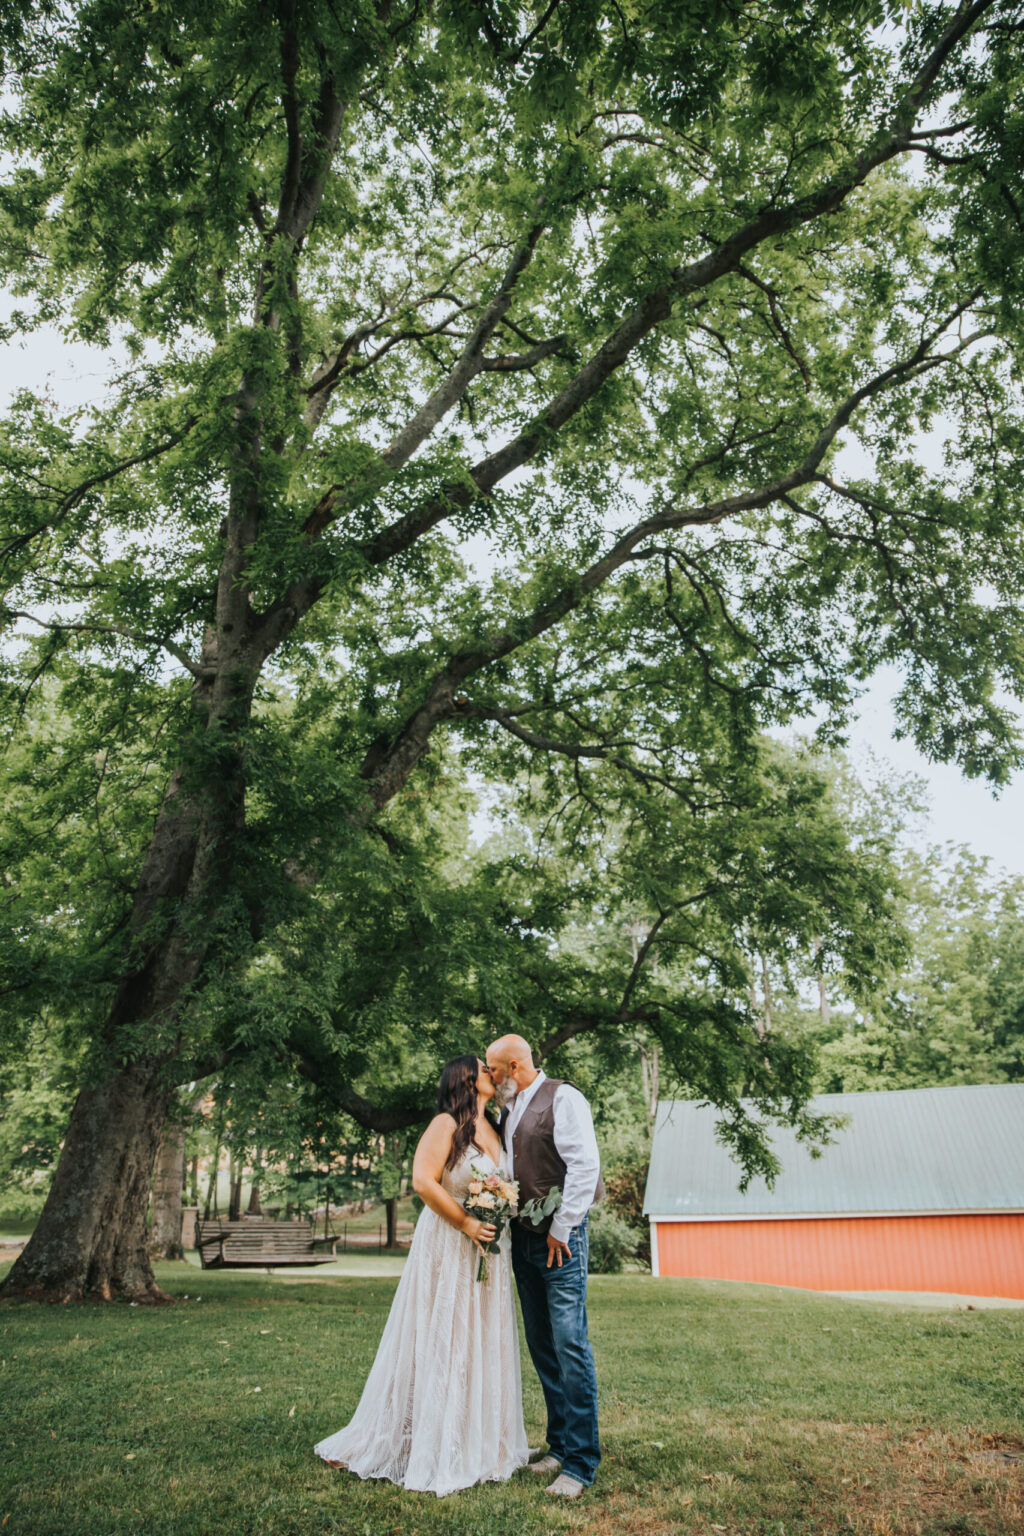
[313,1055,530,1496]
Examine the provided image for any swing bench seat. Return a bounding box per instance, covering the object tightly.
[195,1218,339,1269]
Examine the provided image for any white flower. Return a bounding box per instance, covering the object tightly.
[475,1191,496,1208]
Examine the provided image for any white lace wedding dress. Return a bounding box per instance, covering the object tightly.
[314,1146,530,1496]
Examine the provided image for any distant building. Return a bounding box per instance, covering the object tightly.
[643,1084,1024,1298]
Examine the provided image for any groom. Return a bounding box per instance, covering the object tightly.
[486,1034,603,1500]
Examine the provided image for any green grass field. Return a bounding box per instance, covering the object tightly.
[1,1260,1021,1536]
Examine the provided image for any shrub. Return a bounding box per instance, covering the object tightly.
[587,1204,640,1274]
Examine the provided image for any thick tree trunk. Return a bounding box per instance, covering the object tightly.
[148,1116,188,1261]
[0,66,441,1289]
[0,65,365,1294]
[0,1064,175,1302]
[7,751,261,1301]
[0,611,268,1296]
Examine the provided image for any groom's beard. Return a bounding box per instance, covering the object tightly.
[493,1079,517,1108]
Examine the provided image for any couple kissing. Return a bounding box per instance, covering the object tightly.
[314,1035,604,1499]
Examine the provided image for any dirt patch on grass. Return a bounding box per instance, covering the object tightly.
[580,1423,1024,1536]
[568,1492,689,1536]
[786,1423,1024,1536]
[863,1427,1022,1534]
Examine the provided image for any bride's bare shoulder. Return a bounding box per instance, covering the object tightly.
[417,1113,458,1147]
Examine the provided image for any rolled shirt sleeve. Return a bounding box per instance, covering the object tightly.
[549,1084,601,1245]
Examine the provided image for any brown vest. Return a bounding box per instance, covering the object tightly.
[502,1077,605,1235]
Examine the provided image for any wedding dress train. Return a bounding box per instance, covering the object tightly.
[314,1147,530,1496]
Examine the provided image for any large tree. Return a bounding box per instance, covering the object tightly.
[1,0,1023,1300]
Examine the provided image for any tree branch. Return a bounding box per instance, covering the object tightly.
[905,120,975,140]
[0,418,199,570]
[2,609,207,679]
[480,335,569,372]
[309,0,996,579]
[337,1087,430,1133]
[537,1005,661,1059]
[463,705,698,800]
[304,296,478,429]
[303,215,550,524]
[357,295,987,808]
[274,2,304,238]
[503,0,564,64]
[619,908,672,1012]
[736,262,812,391]
[255,211,554,641]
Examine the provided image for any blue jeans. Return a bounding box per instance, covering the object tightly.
[511,1215,600,1487]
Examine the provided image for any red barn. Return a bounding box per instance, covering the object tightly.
[643,1084,1024,1298]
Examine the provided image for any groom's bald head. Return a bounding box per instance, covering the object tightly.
[485,1034,539,1101]
[486,1034,534,1071]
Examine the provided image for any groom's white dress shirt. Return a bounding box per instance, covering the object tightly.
[505,1070,601,1246]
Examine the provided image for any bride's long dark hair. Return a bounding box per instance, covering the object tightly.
[437,1054,485,1171]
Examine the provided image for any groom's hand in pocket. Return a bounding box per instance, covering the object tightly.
[546,1235,572,1269]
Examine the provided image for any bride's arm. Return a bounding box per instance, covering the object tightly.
[412,1114,497,1252]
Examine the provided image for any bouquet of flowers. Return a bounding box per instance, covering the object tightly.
[464,1166,518,1282]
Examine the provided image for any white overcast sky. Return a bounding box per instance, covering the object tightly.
[3,317,1023,881]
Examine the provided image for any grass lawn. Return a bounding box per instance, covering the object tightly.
[1,1260,1021,1536]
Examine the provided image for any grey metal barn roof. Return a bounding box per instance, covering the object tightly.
[643,1084,1024,1219]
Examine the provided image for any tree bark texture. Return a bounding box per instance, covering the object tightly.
[1,1065,175,1302]
[148,1117,188,1261]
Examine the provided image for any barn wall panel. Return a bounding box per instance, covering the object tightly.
[653,1214,1024,1297]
